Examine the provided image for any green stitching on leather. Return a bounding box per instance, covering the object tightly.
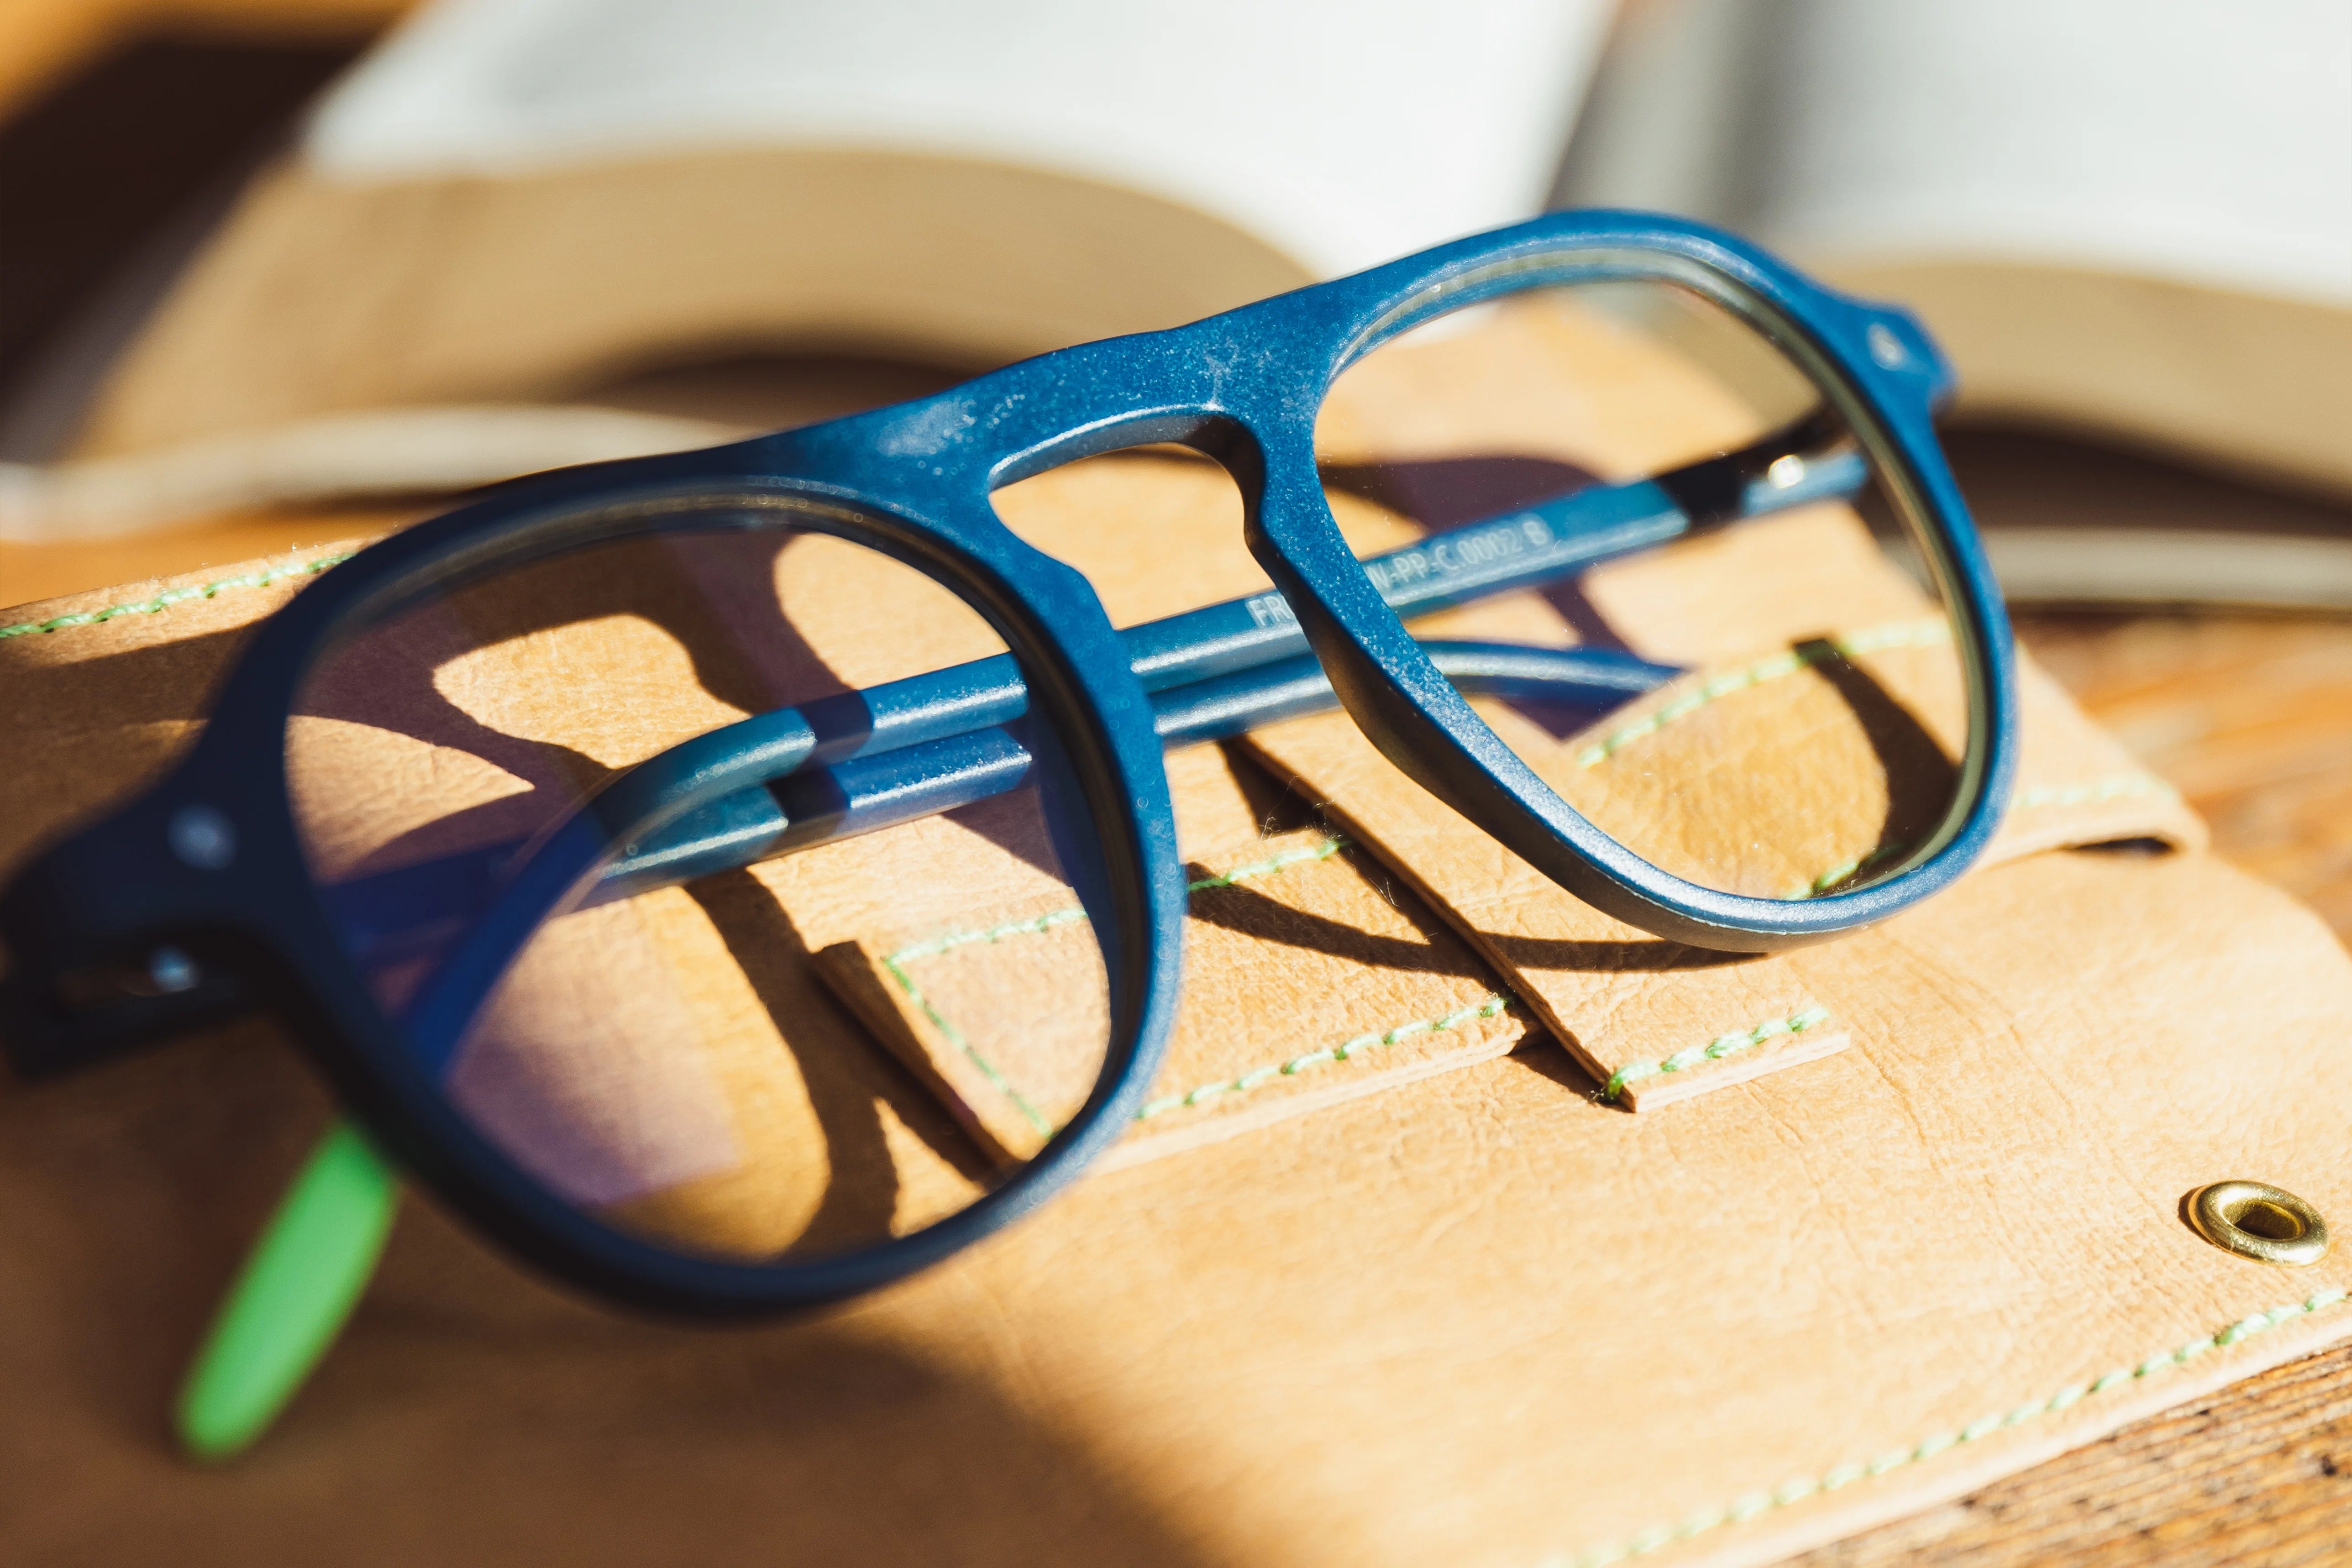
[880,836,1350,970]
[885,906,1091,968]
[1601,1007,1832,1102]
[877,948,1054,1138]
[1777,771,2180,900]
[1539,1284,2352,1568]
[0,552,354,641]
[1782,845,1906,901]
[1574,618,1952,769]
[1183,834,1348,894]
[2014,773,2177,810]
[880,836,1354,1133]
[1135,993,1512,1121]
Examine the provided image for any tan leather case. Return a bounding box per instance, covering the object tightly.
[5,361,2351,1564]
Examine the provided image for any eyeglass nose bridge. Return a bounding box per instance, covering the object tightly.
[982,403,1271,501]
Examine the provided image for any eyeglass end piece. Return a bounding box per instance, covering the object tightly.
[174,1121,399,1462]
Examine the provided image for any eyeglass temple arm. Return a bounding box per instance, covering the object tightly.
[395,638,1679,1089]
[177,418,1861,1458]
[175,1121,396,1459]
[785,421,1860,772]
[314,435,1860,980]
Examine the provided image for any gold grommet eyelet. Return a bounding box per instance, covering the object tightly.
[2184,1180,2331,1267]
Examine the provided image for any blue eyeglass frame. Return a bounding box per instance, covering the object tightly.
[0,210,2017,1316]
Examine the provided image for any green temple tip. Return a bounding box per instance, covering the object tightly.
[175,1120,399,1461]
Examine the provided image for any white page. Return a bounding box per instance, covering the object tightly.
[1561,0,2352,307]
[304,0,1617,280]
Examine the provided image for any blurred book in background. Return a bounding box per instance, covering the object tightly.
[1559,0,2352,607]
[1,0,1611,541]
[1,0,2347,614]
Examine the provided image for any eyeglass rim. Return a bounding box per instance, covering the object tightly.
[1243,228,2016,949]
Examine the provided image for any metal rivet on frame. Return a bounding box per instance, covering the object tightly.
[168,804,237,871]
[1867,321,1907,369]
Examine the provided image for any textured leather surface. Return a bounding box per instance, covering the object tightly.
[820,816,1525,1173]
[0,353,2343,1563]
[6,531,2345,1568]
